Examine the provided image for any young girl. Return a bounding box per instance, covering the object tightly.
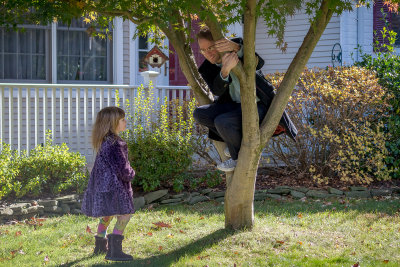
[81,106,135,261]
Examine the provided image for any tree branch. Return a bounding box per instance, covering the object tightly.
[259,0,334,145]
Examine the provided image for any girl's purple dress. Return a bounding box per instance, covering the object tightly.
[81,133,135,217]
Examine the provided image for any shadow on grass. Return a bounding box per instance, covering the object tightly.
[154,198,400,218]
[87,228,235,267]
[58,255,98,267]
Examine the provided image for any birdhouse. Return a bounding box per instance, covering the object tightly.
[144,46,169,68]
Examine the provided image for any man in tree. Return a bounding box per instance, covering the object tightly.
[193,27,298,171]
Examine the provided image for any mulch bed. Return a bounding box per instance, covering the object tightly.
[130,167,400,197]
[2,167,399,204]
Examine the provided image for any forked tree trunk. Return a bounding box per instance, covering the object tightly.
[206,0,334,230]
[162,0,334,230]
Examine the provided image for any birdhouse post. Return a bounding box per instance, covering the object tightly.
[140,46,169,98]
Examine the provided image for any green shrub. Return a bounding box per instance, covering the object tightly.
[266,66,393,185]
[0,131,88,199]
[189,170,224,189]
[123,86,201,192]
[354,27,400,178]
[0,142,19,199]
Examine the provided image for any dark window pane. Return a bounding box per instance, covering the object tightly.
[4,31,17,53]
[33,29,45,54]
[18,55,32,79]
[0,55,3,79]
[1,27,46,81]
[68,56,80,80]
[0,29,3,52]
[82,56,95,80]
[139,35,148,50]
[83,36,107,57]
[58,26,108,81]
[19,30,31,54]
[139,51,148,72]
[57,31,69,55]
[4,54,17,79]
[32,55,46,80]
[392,13,400,46]
[57,56,69,80]
[69,32,82,56]
[95,57,106,81]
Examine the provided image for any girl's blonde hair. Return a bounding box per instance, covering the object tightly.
[92,106,125,152]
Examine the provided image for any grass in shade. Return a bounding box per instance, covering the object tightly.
[0,197,399,266]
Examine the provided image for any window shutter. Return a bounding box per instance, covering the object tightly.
[373,0,393,51]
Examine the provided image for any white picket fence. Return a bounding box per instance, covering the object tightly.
[0,83,191,163]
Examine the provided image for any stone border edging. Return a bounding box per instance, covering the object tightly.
[1,186,399,223]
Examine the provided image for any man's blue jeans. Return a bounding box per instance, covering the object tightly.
[193,101,268,160]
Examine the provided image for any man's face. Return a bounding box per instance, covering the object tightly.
[198,38,221,64]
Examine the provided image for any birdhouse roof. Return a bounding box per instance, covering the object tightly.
[144,46,169,61]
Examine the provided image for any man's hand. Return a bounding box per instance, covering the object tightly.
[214,38,240,53]
[221,52,239,79]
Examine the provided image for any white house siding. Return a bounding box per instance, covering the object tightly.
[123,20,131,84]
[256,11,340,74]
[340,6,373,65]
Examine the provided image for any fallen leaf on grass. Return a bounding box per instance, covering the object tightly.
[199,216,205,220]
[196,255,210,260]
[153,222,171,228]
[383,260,389,264]
[15,231,22,237]
[273,240,285,248]
[158,246,163,251]
[297,213,303,218]
[179,230,186,234]
[86,225,93,234]
[147,232,153,236]
[10,250,17,257]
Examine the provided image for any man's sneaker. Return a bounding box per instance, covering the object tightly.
[217,159,237,172]
[224,147,231,158]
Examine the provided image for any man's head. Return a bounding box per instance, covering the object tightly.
[196,26,221,64]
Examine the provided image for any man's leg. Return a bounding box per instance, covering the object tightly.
[214,102,268,161]
[214,107,242,160]
[193,102,241,140]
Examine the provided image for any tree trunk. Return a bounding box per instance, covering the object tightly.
[167,0,333,230]
[206,0,261,230]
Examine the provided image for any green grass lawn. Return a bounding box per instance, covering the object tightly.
[1,198,399,266]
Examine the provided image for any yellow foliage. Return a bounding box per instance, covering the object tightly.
[267,66,393,185]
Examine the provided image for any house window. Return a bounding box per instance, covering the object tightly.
[57,19,111,82]
[0,26,47,81]
[0,18,112,83]
[138,35,149,72]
